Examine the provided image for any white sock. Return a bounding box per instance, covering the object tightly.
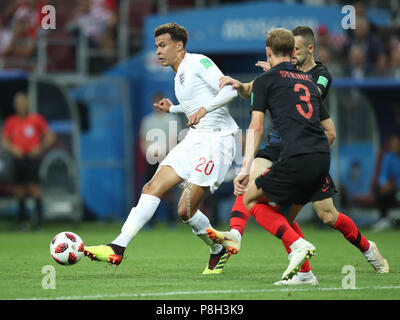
[111,193,161,247]
[230,229,242,242]
[298,270,314,278]
[111,233,133,248]
[184,210,222,254]
[289,237,308,252]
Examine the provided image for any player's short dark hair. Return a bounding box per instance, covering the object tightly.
[154,22,188,47]
[265,28,294,57]
[292,26,316,46]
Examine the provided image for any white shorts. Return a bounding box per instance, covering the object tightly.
[159,129,237,193]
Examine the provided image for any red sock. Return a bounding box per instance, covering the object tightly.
[230,195,251,235]
[291,221,311,273]
[333,212,370,252]
[250,203,300,249]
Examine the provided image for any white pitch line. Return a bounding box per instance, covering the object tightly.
[22,285,400,300]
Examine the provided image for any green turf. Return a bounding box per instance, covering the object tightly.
[0,220,399,300]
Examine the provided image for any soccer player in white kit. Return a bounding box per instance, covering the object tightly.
[84,23,239,274]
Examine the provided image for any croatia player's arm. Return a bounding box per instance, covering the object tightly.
[239,76,267,173]
[319,101,336,147]
[219,76,254,99]
[234,77,266,194]
[313,68,335,147]
[226,60,270,98]
[315,68,332,100]
[241,110,264,175]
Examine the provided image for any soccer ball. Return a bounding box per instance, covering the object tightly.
[50,231,84,266]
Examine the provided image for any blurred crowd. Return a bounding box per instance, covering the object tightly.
[314,2,400,78]
[0,0,45,64]
[0,0,400,76]
[0,0,117,72]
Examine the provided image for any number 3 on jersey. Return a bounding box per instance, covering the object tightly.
[294,83,313,119]
[195,157,215,175]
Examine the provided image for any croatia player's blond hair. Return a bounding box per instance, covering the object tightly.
[265,28,295,58]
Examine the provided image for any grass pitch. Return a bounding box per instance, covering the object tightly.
[0,220,399,300]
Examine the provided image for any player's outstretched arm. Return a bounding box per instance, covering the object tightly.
[219,76,253,99]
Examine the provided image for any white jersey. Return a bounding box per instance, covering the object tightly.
[174,52,238,133]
